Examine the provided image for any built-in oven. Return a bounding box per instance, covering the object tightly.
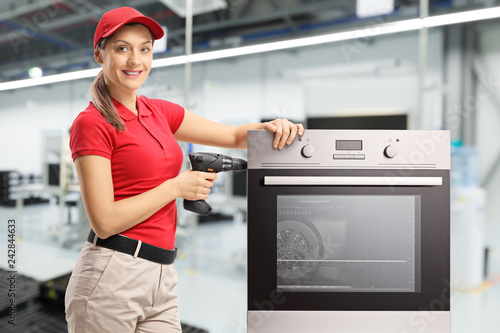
[247,130,450,333]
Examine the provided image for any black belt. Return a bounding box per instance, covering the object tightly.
[87,229,177,265]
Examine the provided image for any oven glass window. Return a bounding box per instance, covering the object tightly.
[277,195,421,293]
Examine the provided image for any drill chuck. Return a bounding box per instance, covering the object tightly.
[229,157,247,171]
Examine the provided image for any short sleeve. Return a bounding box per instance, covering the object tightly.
[166,102,185,133]
[69,108,115,161]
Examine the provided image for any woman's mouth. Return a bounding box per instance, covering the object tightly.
[122,70,142,78]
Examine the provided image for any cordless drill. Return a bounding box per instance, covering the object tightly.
[183,152,247,216]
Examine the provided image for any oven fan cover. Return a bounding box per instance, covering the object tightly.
[277,219,324,282]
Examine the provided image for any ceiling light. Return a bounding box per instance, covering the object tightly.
[356,0,394,19]
[0,68,100,91]
[187,18,422,63]
[159,0,227,17]
[151,55,187,68]
[28,67,43,79]
[423,6,500,27]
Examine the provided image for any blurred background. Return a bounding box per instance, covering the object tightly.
[0,0,499,332]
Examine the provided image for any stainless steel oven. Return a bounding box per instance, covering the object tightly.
[247,130,450,333]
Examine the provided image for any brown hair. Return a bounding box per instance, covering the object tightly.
[90,36,127,132]
[89,23,155,132]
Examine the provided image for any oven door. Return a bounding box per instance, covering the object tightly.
[247,169,450,314]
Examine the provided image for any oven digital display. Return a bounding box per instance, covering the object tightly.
[336,140,362,151]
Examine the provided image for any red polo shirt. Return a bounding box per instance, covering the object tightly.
[70,96,185,249]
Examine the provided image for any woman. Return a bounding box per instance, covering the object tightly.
[65,6,303,333]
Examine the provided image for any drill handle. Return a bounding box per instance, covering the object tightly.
[183,199,212,216]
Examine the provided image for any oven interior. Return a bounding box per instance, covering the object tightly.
[277,195,421,293]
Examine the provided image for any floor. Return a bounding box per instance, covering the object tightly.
[0,201,499,333]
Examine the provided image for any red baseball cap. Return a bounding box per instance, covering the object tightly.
[94,7,164,49]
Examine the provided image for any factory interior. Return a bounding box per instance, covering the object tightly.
[0,0,500,332]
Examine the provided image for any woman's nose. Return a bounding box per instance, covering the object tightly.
[128,50,140,65]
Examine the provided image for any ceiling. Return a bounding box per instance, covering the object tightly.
[0,0,497,83]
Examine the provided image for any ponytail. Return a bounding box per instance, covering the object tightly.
[90,71,126,132]
[90,37,126,132]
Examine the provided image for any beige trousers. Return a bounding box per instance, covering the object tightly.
[65,241,181,333]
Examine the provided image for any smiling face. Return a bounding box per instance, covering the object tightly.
[95,24,153,99]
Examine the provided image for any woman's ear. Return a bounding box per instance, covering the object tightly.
[94,49,103,64]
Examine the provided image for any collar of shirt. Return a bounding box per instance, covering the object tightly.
[113,96,152,121]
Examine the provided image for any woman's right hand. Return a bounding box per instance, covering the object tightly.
[170,169,218,201]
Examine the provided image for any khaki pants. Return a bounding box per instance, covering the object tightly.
[65,242,181,333]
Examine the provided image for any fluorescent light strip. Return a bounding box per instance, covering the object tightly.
[0,56,188,91]
[151,55,187,68]
[1,6,500,92]
[0,68,100,91]
[187,19,423,63]
[423,6,500,27]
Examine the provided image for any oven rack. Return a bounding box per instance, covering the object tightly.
[277,259,409,267]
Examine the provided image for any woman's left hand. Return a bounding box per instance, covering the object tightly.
[263,119,305,150]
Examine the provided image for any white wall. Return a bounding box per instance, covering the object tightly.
[302,28,443,131]
[0,79,91,173]
[477,23,500,222]
[0,28,443,176]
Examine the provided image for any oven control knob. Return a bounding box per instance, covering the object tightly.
[301,144,315,158]
[384,144,398,158]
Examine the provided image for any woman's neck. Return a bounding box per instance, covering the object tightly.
[107,85,138,115]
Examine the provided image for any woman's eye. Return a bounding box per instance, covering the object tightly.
[117,46,128,52]
[142,48,151,53]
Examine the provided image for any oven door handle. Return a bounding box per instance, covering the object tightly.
[263,176,442,186]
